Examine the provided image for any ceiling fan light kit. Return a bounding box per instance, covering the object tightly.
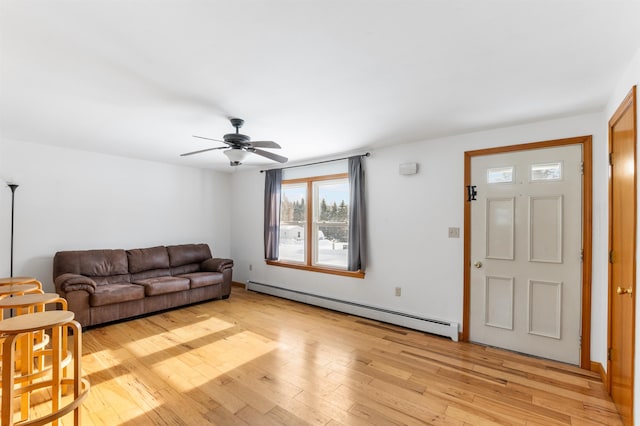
[181,118,288,166]
[224,148,250,166]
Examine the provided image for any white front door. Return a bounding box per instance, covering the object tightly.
[469,144,582,364]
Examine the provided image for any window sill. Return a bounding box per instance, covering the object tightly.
[265,260,365,279]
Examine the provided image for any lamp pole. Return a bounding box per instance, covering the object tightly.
[8,184,18,277]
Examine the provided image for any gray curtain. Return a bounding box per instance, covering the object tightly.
[348,156,367,271]
[264,169,282,260]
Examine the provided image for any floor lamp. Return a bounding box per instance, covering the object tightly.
[8,183,18,277]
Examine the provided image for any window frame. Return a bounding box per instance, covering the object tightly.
[266,173,365,278]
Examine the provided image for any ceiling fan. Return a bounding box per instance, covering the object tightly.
[181,118,288,166]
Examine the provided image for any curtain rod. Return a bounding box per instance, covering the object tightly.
[259,152,370,173]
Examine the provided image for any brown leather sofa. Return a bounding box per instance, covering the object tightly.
[53,243,233,328]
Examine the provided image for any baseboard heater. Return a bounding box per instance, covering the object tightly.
[246,281,459,341]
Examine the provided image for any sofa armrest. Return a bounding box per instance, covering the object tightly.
[201,258,234,273]
[54,273,97,294]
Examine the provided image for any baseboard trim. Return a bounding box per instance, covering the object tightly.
[591,361,607,384]
[246,280,459,341]
[232,281,246,288]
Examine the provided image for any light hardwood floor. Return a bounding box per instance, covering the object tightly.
[41,287,622,425]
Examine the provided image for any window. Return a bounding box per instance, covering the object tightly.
[270,173,363,277]
[279,182,307,264]
[530,162,562,181]
[264,155,367,277]
[487,166,514,184]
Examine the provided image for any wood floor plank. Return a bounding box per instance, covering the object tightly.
[20,287,621,425]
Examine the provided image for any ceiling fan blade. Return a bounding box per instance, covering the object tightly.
[249,148,288,163]
[192,135,232,145]
[248,141,281,149]
[180,146,227,157]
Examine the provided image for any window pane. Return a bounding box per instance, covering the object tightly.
[279,183,306,263]
[313,179,349,268]
[530,162,562,181]
[487,166,514,184]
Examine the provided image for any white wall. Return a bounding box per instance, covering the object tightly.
[230,111,608,361]
[605,47,640,422]
[0,137,231,292]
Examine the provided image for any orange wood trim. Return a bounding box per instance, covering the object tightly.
[266,260,365,279]
[581,137,593,369]
[464,135,592,157]
[283,173,348,185]
[591,361,607,385]
[232,281,246,288]
[462,151,472,342]
[462,135,593,370]
[306,180,313,266]
[609,86,636,127]
[607,100,615,392]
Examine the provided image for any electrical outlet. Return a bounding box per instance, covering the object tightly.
[448,227,460,238]
[249,264,253,271]
[395,287,401,297]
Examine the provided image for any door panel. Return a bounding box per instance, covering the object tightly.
[608,86,636,426]
[485,275,514,329]
[470,144,582,364]
[486,197,515,259]
[529,195,563,263]
[528,279,562,339]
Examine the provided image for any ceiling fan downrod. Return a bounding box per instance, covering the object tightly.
[230,118,244,133]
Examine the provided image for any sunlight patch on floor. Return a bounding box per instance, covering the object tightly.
[121,317,236,357]
[172,330,279,389]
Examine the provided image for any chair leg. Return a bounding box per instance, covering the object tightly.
[2,334,19,426]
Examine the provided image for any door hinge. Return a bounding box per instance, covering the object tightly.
[580,249,584,261]
[609,152,614,166]
[580,162,584,174]
[608,347,612,361]
[609,250,615,263]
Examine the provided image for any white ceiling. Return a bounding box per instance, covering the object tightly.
[1,1,638,172]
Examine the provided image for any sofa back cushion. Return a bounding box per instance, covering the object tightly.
[53,249,130,285]
[167,244,211,275]
[127,246,170,273]
[167,244,212,268]
[127,246,172,281]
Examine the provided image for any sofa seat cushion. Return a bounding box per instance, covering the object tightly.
[177,272,224,289]
[90,283,145,307]
[133,276,190,296]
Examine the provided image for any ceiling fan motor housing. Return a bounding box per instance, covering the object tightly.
[223,133,251,143]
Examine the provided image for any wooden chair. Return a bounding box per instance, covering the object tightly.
[0,311,89,426]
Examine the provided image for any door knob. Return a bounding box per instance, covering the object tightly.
[473,261,483,269]
[616,286,633,295]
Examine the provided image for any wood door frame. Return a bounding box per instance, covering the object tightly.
[607,86,636,418]
[462,135,593,369]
